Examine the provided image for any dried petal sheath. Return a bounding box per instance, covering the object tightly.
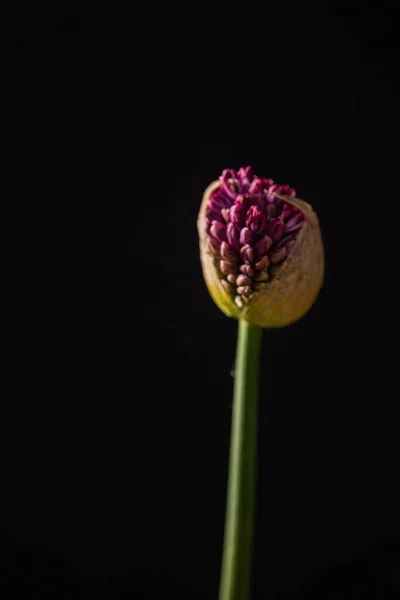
[245,193,324,327]
[198,180,242,320]
[198,176,324,328]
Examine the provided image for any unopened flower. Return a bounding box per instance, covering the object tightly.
[198,167,324,327]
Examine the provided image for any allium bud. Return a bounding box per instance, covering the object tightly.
[198,167,324,327]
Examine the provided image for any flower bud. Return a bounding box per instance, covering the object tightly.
[198,167,324,327]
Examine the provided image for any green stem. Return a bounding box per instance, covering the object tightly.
[219,319,263,600]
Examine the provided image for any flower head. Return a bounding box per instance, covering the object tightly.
[198,167,324,327]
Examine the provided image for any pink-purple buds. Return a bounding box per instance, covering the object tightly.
[198,167,324,327]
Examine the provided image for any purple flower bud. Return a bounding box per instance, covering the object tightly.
[255,235,273,255]
[209,189,231,209]
[255,255,270,270]
[220,169,239,199]
[220,241,239,262]
[207,237,220,256]
[207,201,226,221]
[220,260,239,274]
[280,204,294,220]
[240,244,255,263]
[227,222,240,249]
[266,217,285,242]
[239,227,253,245]
[246,206,266,234]
[210,221,227,243]
[237,166,252,192]
[227,274,237,284]
[221,279,234,294]
[266,183,296,202]
[236,274,252,287]
[237,285,253,296]
[240,264,254,277]
[279,184,296,197]
[221,208,230,223]
[285,211,304,233]
[230,195,249,230]
[249,177,273,194]
[235,295,243,308]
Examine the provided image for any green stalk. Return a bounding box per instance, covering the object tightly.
[219,319,263,600]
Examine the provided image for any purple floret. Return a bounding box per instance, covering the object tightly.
[205,167,304,307]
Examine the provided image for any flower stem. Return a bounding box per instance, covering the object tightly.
[219,319,263,600]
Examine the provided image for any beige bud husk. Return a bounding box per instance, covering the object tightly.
[198,181,242,320]
[198,181,324,327]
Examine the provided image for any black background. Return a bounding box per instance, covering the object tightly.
[3,2,400,598]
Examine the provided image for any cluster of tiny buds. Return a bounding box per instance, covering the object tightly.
[205,167,305,308]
